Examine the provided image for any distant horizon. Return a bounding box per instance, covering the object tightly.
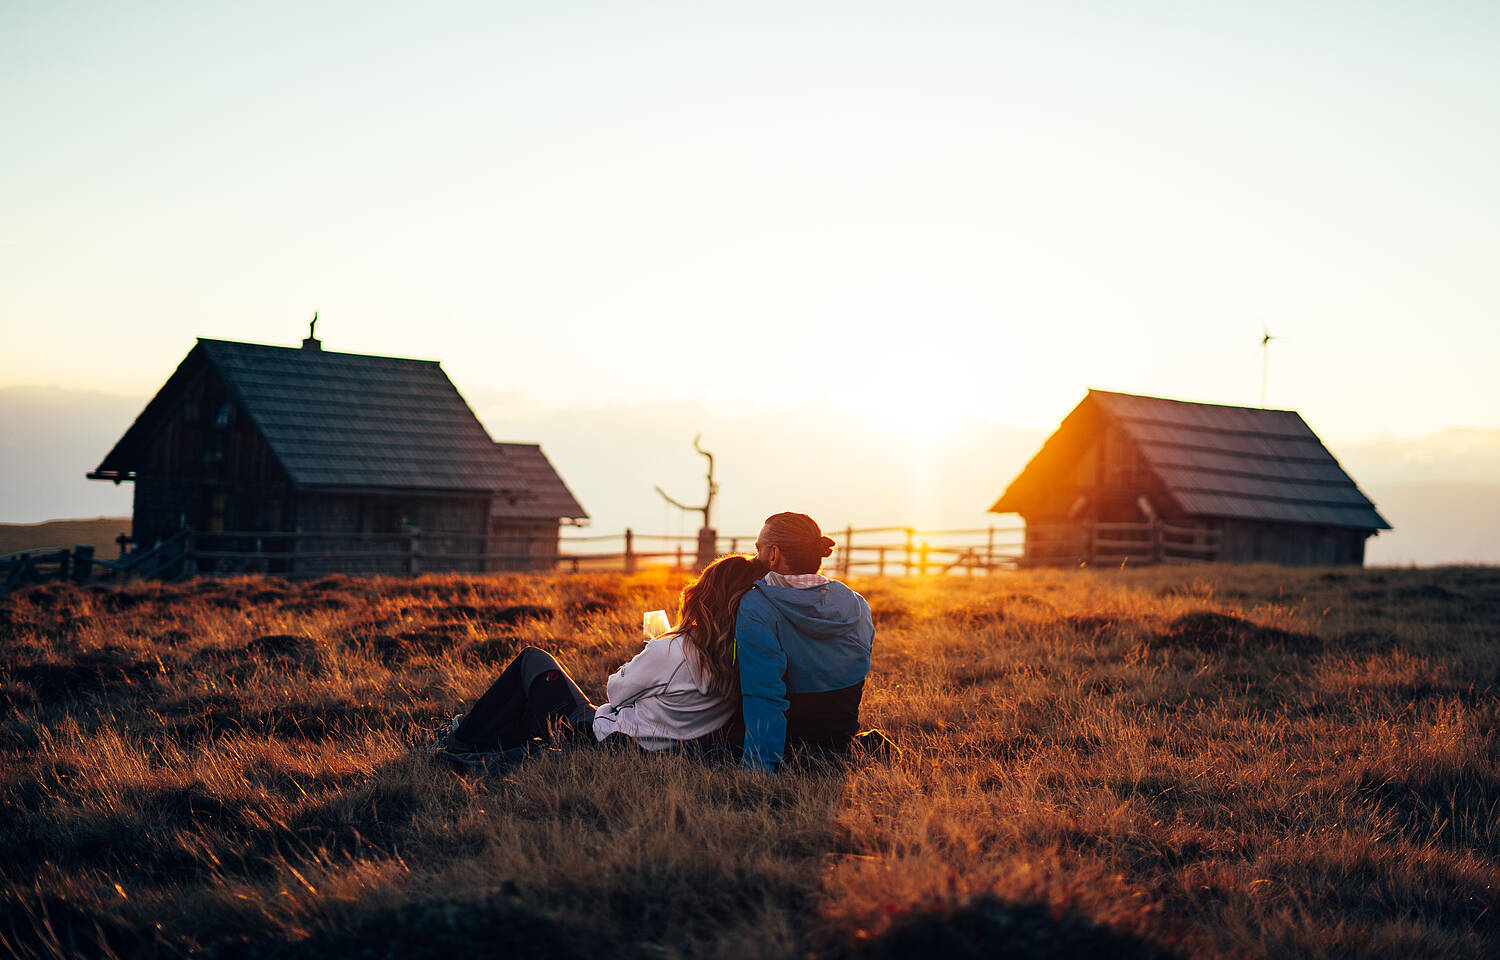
[6,376,1498,446]
[4,379,1499,567]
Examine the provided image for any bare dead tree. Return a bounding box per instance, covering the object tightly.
[654,434,719,571]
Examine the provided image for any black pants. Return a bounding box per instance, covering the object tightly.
[453,646,598,751]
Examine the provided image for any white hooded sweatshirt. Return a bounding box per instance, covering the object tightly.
[591,630,734,749]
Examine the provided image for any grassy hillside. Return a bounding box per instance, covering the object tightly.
[1,565,1496,958]
[0,517,130,557]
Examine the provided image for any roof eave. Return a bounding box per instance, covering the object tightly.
[91,343,210,475]
[988,493,1023,514]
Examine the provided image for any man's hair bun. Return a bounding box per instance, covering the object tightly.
[762,512,836,574]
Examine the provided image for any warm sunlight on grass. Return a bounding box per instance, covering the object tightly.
[1,566,1497,958]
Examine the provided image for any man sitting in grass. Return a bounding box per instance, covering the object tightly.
[735,511,876,773]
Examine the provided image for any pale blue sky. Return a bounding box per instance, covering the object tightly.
[3,1,1498,442]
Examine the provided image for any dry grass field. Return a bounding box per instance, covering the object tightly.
[1,564,1497,959]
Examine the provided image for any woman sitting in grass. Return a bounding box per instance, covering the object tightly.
[440,554,768,764]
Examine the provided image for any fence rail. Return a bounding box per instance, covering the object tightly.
[2,518,1223,591]
[1,545,117,591]
[558,519,1220,576]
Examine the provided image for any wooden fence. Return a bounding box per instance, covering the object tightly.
[1,520,1221,591]
[558,520,1221,575]
[1,544,133,591]
[1000,520,1221,568]
[161,530,563,577]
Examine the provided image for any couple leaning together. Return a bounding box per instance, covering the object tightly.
[440,512,879,774]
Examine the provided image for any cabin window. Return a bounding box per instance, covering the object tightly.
[374,503,422,533]
[215,402,236,428]
[201,437,226,471]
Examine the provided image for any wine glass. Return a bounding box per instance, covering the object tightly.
[642,610,670,639]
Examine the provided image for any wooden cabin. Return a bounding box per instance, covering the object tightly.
[990,390,1390,567]
[88,336,588,575]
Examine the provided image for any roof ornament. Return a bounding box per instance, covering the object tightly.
[303,312,322,351]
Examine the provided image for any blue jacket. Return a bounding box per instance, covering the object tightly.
[735,577,874,773]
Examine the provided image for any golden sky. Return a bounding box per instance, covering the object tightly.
[3,2,1498,498]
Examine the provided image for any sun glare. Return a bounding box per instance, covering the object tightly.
[824,340,980,450]
[833,388,957,449]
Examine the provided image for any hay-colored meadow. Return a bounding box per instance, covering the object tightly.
[1,565,1497,959]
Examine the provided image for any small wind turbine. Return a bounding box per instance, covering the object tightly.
[1260,326,1283,407]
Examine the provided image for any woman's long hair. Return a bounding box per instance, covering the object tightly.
[675,554,768,698]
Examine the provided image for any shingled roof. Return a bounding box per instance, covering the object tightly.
[991,389,1390,530]
[490,442,589,522]
[94,338,524,494]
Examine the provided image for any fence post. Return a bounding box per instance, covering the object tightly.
[987,526,995,574]
[1082,522,1094,567]
[904,528,915,576]
[624,528,636,574]
[2,555,28,591]
[408,533,420,576]
[1151,519,1164,565]
[919,541,930,576]
[695,527,716,572]
[842,525,853,579]
[675,544,684,570]
[729,537,738,555]
[72,545,94,584]
[877,547,886,578]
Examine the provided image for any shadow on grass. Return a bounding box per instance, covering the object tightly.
[832,896,1177,960]
[9,649,163,701]
[1354,762,1500,858]
[161,689,445,745]
[0,749,455,958]
[1,864,585,960]
[1,743,863,959]
[282,890,587,960]
[1152,611,1318,652]
[0,890,147,960]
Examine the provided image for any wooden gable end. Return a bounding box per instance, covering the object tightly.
[144,362,288,487]
[991,397,1168,524]
[92,345,289,488]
